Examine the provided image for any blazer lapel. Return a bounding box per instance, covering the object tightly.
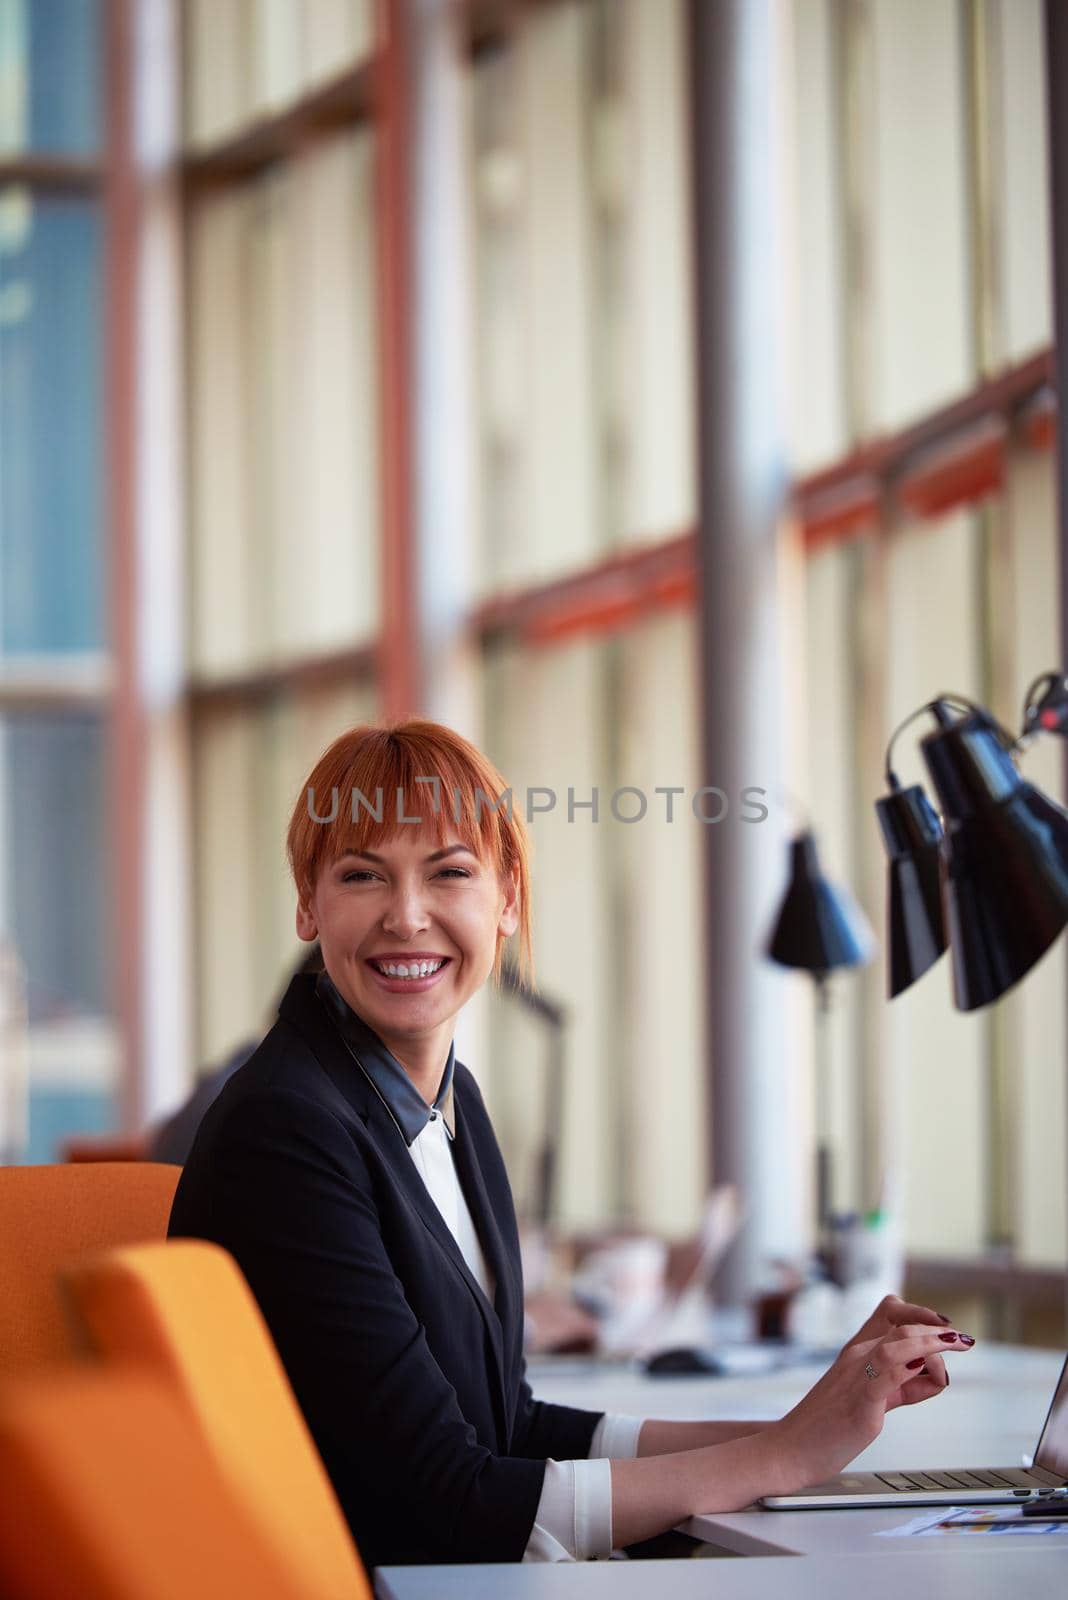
[448,1103,517,1347]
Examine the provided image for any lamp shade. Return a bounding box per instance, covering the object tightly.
[766,831,876,977]
[875,784,948,998]
[921,709,1068,1010]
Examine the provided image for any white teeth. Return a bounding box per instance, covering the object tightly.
[376,959,444,979]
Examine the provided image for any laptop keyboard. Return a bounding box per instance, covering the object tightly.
[875,1467,1063,1492]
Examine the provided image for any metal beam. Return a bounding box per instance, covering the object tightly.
[688,0,806,1303]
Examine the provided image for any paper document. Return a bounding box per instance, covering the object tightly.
[879,1505,1068,1537]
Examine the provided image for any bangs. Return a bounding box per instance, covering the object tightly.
[313,735,510,871]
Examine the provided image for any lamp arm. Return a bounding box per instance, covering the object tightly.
[882,695,976,789]
[1019,670,1068,746]
[1021,671,1058,722]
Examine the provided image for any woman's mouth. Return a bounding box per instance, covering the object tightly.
[365,956,451,993]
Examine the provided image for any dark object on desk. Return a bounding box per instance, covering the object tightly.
[1021,1493,1068,1517]
[643,1346,726,1376]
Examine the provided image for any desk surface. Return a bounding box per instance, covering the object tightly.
[374,1344,1066,1596]
[376,1550,1067,1600]
[530,1342,1064,1558]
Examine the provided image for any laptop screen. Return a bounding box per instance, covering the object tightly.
[1034,1353,1068,1478]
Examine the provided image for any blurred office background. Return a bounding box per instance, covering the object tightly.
[0,0,1064,1343]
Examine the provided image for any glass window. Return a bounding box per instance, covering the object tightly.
[482,619,701,1236]
[1002,447,1066,1268]
[472,0,695,592]
[183,0,252,150]
[186,0,376,146]
[993,0,1052,361]
[0,189,103,655]
[484,635,617,1231]
[0,0,101,156]
[788,0,848,469]
[612,610,704,1233]
[883,510,989,1259]
[192,680,375,1066]
[0,711,117,1162]
[472,45,526,593]
[188,132,380,679]
[866,0,974,430]
[300,0,374,88]
[187,183,259,677]
[281,133,380,658]
[593,0,695,546]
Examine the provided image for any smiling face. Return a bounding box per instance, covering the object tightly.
[295,827,520,1081]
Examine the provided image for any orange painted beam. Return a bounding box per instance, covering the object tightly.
[375,0,420,719]
[897,417,1007,520]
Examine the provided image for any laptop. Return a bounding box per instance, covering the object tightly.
[761,1351,1068,1509]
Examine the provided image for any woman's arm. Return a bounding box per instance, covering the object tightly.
[611,1322,974,1548]
[611,1427,793,1544]
[637,1418,774,1454]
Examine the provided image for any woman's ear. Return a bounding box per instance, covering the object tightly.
[296,894,318,941]
[498,864,520,939]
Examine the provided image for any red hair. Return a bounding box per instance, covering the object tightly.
[285,719,533,986]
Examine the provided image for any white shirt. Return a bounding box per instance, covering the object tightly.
[407,1113,644,1561]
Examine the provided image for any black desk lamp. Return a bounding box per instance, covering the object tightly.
[766,830,876,1243]
[875,673,1068,1010]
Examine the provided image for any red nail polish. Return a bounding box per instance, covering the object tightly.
[937,1312,951,1324]
[906,1357,925,1370]
[958,1334,975,1346]
[938,1332,957,1341]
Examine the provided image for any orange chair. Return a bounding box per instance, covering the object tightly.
[0,1163,179,1375]
[0,1368,312,1600]
[68,1240,371,1600]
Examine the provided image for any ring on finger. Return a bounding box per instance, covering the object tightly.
[864,1361,879,1380]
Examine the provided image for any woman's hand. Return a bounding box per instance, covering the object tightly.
[842,1291,950,1349]
[769,1324,975,1493]
[611,1324,974,1543]
[840,1292,953,1402]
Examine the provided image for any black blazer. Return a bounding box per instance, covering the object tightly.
[168,972,602,1569]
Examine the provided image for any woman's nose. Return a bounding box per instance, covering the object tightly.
[381,887,430,938]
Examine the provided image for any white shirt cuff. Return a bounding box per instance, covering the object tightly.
[523,1458,614,1562]
[588,1411,644,1460]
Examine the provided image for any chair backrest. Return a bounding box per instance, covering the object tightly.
[0,1368,311,1600]
[67,1240,371,1600]
[0,1163,180,1375]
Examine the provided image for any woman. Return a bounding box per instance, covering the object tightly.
[169,719,972,1569]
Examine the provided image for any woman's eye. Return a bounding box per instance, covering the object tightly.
[343,870,377,883]
[437,868,471,880]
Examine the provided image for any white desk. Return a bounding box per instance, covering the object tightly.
[534,1342,1064,1557]
[374,1344,1066,1597]
[376,1551,1066,1600]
